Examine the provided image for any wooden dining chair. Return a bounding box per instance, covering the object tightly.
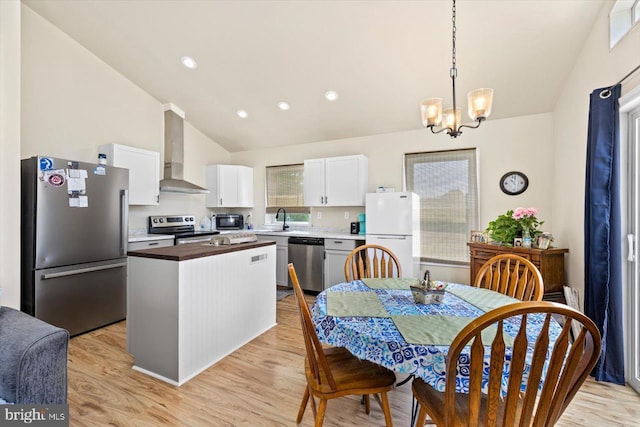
[287,263,396,427]
[473,254,544,301]
[344,244,402,282]
[412,301,601,427]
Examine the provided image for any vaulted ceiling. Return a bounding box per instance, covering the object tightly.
[23,0,605,152]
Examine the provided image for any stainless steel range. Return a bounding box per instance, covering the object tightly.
[148,215,220,245]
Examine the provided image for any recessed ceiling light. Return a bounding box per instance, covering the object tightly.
[277,101,290,111]
[324,90,339,101]
[236,109,248,119]
[180,56,197,69]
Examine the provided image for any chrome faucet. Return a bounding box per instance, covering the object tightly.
[275,208,290,231]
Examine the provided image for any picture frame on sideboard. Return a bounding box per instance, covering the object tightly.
[469,230,488,243]
[538,236,551,250]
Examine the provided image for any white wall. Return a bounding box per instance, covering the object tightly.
[20,5,230,234]
[232,112,555,284]
[553,0,640,303]
[0,0,21,308]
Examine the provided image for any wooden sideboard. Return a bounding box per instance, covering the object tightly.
[467,242,569,302]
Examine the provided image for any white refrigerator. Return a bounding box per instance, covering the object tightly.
[365,192,421,278]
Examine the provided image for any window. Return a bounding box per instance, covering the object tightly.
[610,0,640,48]
[265,164,309,223]
[404,149,479,265]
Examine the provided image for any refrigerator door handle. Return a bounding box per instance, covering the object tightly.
[375,236,407,240]
[42,261,127,280]
[120,189,129,256]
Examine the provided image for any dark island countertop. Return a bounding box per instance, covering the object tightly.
[127,240,276,262]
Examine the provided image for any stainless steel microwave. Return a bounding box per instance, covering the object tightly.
[215,214,244,230]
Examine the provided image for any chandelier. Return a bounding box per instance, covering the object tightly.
[420,0,494,138]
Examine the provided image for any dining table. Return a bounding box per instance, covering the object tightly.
[311,278,562,394]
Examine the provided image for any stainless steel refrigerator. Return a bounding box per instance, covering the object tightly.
[21,155,129,336]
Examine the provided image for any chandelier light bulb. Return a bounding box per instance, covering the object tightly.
[442,108,461,131]
[467,88,494,121]
[421,98,443,127]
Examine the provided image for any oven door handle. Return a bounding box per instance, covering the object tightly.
[176,236,213,245]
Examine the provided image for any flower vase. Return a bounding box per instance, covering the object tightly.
[522,227,532,248]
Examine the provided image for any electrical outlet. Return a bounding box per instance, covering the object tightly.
[344,212,349,219]
[317,211,322,219]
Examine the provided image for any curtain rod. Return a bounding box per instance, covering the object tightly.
[613,63,640,87]
[599,64,640,99]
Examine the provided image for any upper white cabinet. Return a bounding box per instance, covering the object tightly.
[304,154,368,206]
[205,165,254,207]
[98,143,160,205]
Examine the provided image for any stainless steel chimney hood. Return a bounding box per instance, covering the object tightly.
[159,104,209,194]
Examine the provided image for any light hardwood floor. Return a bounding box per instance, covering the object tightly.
[67,294,640,426]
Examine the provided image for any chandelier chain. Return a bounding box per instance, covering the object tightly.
[451,0,456,71]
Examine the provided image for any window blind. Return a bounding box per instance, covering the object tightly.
[265,164,308,214]
[404,149,479,265]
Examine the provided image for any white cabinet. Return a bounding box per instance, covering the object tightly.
[256,234,289,286]
[304,155,368,206]
[324,239,361,289]
[127,244,276,385]
[205,165,254,207]
[99,143,160,205]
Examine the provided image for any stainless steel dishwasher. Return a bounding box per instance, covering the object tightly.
[288,236,325,292]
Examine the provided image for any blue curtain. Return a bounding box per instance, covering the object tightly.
[584,84,625,384]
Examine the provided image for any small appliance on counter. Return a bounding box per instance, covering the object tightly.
[350,222,360,234]
[148,215,220,245]
[215,213,244,230]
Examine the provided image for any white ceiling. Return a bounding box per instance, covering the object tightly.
[23,0,605,153]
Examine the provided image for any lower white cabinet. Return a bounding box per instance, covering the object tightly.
[324,239,362,289]
[127,245,276,385]
[256,234,289,286]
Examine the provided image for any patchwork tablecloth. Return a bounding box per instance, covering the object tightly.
[312,281,561,393]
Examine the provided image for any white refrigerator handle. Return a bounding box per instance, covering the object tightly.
[628,234,635,262]
[373,235,407,240]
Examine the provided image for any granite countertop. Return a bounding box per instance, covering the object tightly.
[127,240,275,261]
[252,229,365,240]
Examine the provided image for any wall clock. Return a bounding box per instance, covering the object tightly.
[499,171,529,195]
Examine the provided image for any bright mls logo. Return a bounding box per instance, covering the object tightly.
[2,405,68,426]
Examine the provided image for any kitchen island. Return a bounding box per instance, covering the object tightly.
[127,240,276,385]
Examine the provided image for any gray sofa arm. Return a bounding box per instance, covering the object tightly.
[0,307,69,404]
